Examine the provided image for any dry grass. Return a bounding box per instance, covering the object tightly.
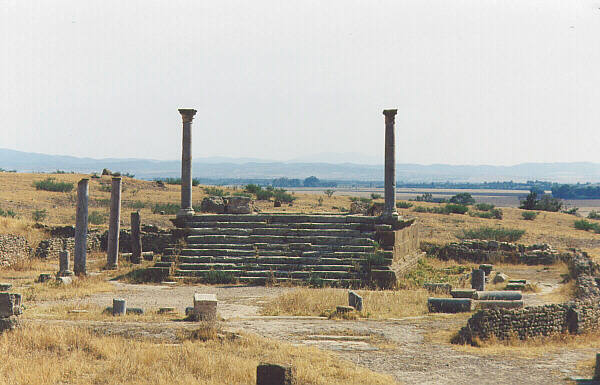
[0,324,397,385]
[540,280,576,303]
[260,288,429,319]
[0,217,47,249]
[21,274,114,302]
[26,303,185,322]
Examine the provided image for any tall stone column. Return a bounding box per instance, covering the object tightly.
[106,177,122,269]
[74,178,89,275]
[177,108,197,218]
[130,211,142,264]
[383,109,398,217]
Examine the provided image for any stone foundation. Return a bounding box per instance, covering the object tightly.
[0,234,32,268]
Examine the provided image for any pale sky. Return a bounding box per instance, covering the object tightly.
[1,0,599,165]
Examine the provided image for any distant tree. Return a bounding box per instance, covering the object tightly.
[520,191,538,210]
[449,193,475,205]
[324,189,335,197]
[303,176,320,187]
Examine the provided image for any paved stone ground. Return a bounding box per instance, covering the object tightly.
[26,264,594,384]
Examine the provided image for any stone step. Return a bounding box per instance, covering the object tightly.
[237,276,362,286]
[175,269,356,279]
[154,262,173,268]
[178,255,372,265]
[186,221,371,230]
[186,214,379,224]
[187,228,367,237]
[178,263,356,271]
[179,248,383,259]
[183,243,360,253]
[186,235,376,246]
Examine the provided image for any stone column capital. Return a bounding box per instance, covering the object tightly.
[383,109,398,118]
[178,108,197,123]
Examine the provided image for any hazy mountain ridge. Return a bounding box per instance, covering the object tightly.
[1,148,599,183]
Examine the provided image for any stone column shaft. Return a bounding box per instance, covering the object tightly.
[178,108,197,218]
[106,177,122,269]
[383,109,398,217]
[130,211,142,264]
[74,178,89,275]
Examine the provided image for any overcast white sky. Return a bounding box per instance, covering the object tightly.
[1,0,599,165]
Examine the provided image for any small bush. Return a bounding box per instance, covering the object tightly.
[444,203,469,214]
[396,201,413,209]
[273,189,296,203]
[522,211,538,221]
[32,209,47,223]
[470,208,503,220]
[370,193,382,200]
[574,219,600,233]
[203,270,237,284]
[588,211,600,220]
[33,178,74,192]
[255,189,273,201]
[0,208,16,218]
[324,189,335,198]
[474,203,495,211]
[157,178,199,186]
[448,193,475,205]
[203,187,225,197]
[244,184,262,195]
[459,226,525,242]
[562,207,579,216]
[232,192,252,198]
[152,203,180,215]
[88,211,107,225]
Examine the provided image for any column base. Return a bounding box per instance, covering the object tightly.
[177,207,195,218]
[57,270,74,277]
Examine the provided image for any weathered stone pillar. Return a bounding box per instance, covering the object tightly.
[383,109,398,217]
[58,250,73,277]
[178,108,197,218]
[130,211,142,264]
[471,269,485,291]
[112,298,126,316]
[106,177,122,269]
[74,178,89,275]
[594,353,600,379]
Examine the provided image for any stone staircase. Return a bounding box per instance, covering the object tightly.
[152,214,406,287]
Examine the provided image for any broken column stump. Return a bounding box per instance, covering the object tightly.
[256,363,295,385]
[0,292,23,332]
[348,290,363,311]
[112,298,126,316]
[471,269,485,291]
[58,250,73,277]
[130,211,142,264]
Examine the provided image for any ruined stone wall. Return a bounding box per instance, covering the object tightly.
[35,232,102,259]
[391,222,421,274]
[455,250,600,344]
[0,235,32,267]
[99,227,173,254]
[430,240,563,265]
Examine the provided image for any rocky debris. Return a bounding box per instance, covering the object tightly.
[493,272,509,284]
[200,196,226,213]
[432,240,561,265]
[348,290,363,311]
[0,234,32,268]
[223,196,253,214]
[424,283,452,294]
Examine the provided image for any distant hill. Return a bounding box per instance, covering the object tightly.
[1,148,599,183]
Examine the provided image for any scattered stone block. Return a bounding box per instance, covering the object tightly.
[224,196,253,214]
[505,283,526,291]
[471,269,485,291]
[193,293,217,321]
[474,300,524,310]
[158,307,176,314]
[68,309,88,314]
[508,279,527,284]
[112,298,126,316]
[479,264,493,276]
[38,273,52,283]
[256,363,295,385]
[185,306,194,316]
[0,293,22,317]
[200,196,225,213]
[427,298,472,313]
[336,305,355,314]
[274,200,282,208]
[127,307,144,315]
[474,291,522,301]
[493,272,509,284]
[348,290,363,311]
[450,289,476,299]
[0,283,12,291]
[56,276,73,285]
[424,282,452,294]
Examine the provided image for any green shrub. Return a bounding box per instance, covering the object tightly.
[448,193,475,205]
[470,208,503,220]
[232,192,252,198]
[125,201,146,209]
[474,203,495,211]
[203,270,237,284]
[459,226,525,242]
[33,178,74,192]
[522,211,538,221]
[157,178,199,186]
[244,184,262,195]
[574,219,600,233]
[413,205,449,214]
[520,191,563,212]
[203,187,225,197]
[151,203,180,215]
[562,207,579,216]
[0,208,16,218]
[589,211,600,220]
[88,211,107,225]
[370,193,382,200]
[444,203,469,214]
[255,189,273,201]
[94,198,111,207]
[32,209,47,223]
[273,189,296,203]
[396,201,413,209]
